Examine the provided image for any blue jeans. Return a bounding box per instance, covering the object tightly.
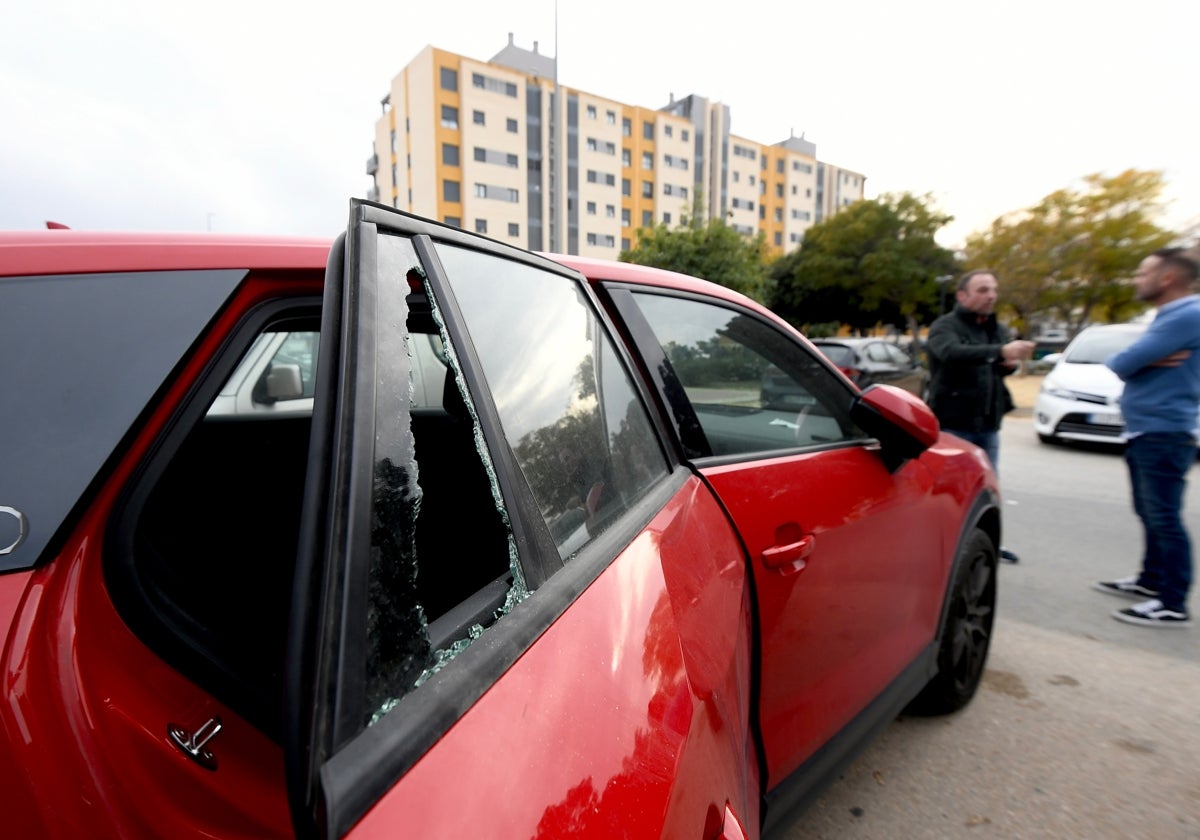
[944,429,1000,475]
[1126,432,1195,612]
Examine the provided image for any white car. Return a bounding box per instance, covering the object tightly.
[1034,323,1146,445]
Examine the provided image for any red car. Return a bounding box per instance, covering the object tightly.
[0,202,1001,839]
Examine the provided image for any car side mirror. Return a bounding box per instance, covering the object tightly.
[850,384,940,469]
[262,363,304,403]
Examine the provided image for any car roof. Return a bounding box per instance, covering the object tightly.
[0,230,332,276]
[812,337,882,346]
[0,231,790,335]
[1075,323,1146,334]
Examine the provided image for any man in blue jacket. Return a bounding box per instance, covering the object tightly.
[1095,247,1200,628]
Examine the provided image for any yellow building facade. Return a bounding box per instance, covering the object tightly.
[367,37,865,259]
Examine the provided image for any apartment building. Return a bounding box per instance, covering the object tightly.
[366,35,865,259]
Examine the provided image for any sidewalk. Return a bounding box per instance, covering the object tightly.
[1006,373,1042,418]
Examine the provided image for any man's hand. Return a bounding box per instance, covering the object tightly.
[1150,349,1191,368]
[1001,340,1036,362]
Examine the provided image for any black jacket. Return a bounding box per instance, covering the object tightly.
[925,305,1016,433]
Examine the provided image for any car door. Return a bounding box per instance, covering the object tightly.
[605,287,946,788]
[286,202,760,839]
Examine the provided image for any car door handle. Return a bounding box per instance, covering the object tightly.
[761,534,815,574]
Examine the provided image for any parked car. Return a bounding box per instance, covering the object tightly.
[1034,323,1147,446]
[811,337,930,398]
[0,204,1001,840]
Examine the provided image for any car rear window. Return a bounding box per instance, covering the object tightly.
[816,343,855,367]
[0,269,244,572]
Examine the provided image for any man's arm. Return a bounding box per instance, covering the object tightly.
[1107,312,1198,380]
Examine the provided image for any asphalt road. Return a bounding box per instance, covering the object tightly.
[781,403,1200,839]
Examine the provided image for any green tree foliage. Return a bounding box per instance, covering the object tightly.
[963,169,1175,334]
[619,214,771,304]
[768,193,957,336]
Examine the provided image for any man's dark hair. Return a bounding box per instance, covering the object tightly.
[957,269,996,292]
[1153,247,1199,283]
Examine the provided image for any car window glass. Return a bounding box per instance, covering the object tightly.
[865,342,891,363]
[1065,328,1144,364]
[0,269,244,572]
[630,292,867,456]
[433,243,671,560]
[818,343,855,368]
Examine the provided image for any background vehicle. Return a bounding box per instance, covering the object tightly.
[811,337,930,398]
[1034,323,1146,446]
[0,206,1000,839]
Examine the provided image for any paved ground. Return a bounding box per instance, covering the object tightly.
[788,618,1200,839]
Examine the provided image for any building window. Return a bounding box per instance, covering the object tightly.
[663,212,671,225]
[587,201,597,215]
[622,178,631,197]
[440,67,458,91]
[642,181,653,198]
[473,110,485,125]
[733,172,740,183]
[776,184,784,198]
[622,149,631,167]
[443,180,460,202]
[587,104,597,119]
[606,204,616,218]
[775,208,783,221]
[641,152,653,170]
[682,129,689,142]
[775,232,783,246]
[442,144,460,166]
[391,164,397,186]
[643,121,654,140]
[444,216,461,228]
[506,118,519,133]
[664,125,673,138]
[508,222,520,237]
[474,183,520,203]
[440,106,459,129]
[642,210,653,227]
[606,110,616,124]
[475,218,488,234]
[622,118,631,137]
[622,237,631,250]
[621,208,631,225]
[471,72,518,97]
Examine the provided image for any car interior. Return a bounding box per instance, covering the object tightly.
[110,305,513,739]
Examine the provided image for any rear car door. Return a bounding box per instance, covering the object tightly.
[605,287,947,788]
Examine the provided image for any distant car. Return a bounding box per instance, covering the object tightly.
[1034,323,1147,445]
[0,207,1001,839]
[811,337,930,398]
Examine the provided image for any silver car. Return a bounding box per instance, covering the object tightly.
[1033,323,1146,445]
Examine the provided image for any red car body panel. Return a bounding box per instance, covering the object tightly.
[349,477,756,839]
[0,229,1000,838]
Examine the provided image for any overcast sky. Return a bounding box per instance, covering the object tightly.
[4,0,1196,249]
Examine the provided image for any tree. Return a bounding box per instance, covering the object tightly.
[620,209,771,303]
[963,169,1175,335]
[769,193,957,337]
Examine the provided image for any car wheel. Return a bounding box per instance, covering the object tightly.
[904,528,996,716]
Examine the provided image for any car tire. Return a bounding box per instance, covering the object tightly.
[904,528,996,716]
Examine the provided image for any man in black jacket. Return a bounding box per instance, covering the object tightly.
[927,270,1034,560]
